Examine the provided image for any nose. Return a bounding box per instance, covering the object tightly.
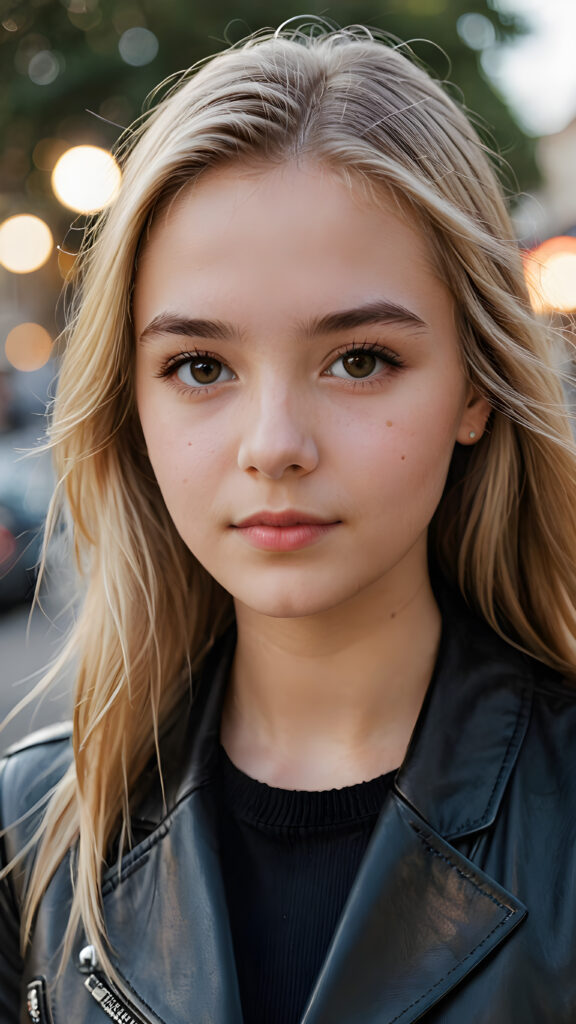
[237,387,319,480]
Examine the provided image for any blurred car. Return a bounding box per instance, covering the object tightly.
[0,430,54,610]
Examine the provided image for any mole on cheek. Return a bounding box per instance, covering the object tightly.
[401,454,406,461]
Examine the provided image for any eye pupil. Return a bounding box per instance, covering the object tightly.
[191,358,221,384]
[343,352,376,378]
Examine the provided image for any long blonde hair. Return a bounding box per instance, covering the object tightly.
[11,23,576,973]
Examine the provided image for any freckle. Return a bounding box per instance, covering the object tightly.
[390,610,397,619]
[401,454,406,461]
[386,420,393,427]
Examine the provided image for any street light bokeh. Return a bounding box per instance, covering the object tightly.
[0,215,54,274]
[51,145,121,214]
[4,322,53,371]
[524,236,576,313]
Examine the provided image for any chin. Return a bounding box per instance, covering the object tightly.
[231,581,357,620]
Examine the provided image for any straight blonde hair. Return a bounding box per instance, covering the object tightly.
[7,22,576,977]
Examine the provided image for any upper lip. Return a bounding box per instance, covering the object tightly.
[234,510,339,528]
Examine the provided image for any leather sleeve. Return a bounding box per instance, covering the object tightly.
[0,724,73,1022]
[0,755,25,1022]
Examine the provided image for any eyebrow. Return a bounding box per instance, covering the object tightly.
[138,299,428,344]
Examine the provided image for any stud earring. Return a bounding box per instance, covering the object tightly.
[469,430,477,440]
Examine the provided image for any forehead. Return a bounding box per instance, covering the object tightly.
[133,161,453,336]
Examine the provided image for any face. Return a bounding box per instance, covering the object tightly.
[134,162,488,620]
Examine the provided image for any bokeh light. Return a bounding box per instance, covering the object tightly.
[5,323,53,371]
[524,237,576,313]
[0,215,53,273]
[28,49,63,86]
[118,26,159,66]
[51,145,121,213]
[457,12,496,51]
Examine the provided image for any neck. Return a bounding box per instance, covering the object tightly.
[221,565,441,790]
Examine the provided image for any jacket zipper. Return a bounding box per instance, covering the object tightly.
[26,978,53,1024]
[83,972,153,1024]
[79,946,153,1024]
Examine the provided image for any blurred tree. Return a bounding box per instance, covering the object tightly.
[0,0,535,236]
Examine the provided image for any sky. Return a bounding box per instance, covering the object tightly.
[488,0,576,136]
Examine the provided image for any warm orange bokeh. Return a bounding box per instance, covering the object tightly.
[524,236,576,313]
[5,322,53,371]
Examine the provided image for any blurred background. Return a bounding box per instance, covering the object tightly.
[1,0,576,747]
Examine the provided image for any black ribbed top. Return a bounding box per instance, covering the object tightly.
[216,746,394,1024]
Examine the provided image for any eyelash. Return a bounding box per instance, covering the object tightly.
[155,341,405,396]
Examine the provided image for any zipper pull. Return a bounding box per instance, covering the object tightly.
[77,946,152,1024]
[78,944,99,973]
[26,978,51,1024]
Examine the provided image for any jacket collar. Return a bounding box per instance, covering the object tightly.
[139,580,535,842]
[98,582,537,1024]
[395,582,535,839]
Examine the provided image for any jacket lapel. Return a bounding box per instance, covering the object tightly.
[301,587,534,1023]
[68,631,244,1024]
[100,782,244,1024]
[301,794,526,1024]
[394,582,534,840]
[92,589,535,1024]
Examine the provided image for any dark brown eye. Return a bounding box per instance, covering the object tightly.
[190,358,222,383]
[341,352,378,378]
[175,356,234,387]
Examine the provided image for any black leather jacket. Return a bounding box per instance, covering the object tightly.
[1,588,576,1024]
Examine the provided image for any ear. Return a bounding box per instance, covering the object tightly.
[456,387,492,446]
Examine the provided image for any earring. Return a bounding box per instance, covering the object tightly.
[468,430,477,440]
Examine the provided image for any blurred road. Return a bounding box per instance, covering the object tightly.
[0,588,73,754]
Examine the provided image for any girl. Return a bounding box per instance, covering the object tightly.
[1,22,576,1024]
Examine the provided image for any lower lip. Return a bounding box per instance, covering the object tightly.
[234,522,339,552]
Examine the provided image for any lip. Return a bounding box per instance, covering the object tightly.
[234,510,338,528]
[232,510,341,552]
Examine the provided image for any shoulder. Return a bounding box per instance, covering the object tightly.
[493,630,576,749]
[1,720,72,764]
[439,576,576,719]
[0,723,73,864]
[530,664,576,704]
[525,662,576,750]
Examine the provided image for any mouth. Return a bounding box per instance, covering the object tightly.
[231,511,341,552]
[233,510,340,528]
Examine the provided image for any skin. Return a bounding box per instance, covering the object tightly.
[134,161,490,789]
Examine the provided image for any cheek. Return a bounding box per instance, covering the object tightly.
[336,392,462,515]
[137,400,226,524]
